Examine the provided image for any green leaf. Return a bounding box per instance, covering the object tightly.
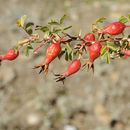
[100,46,107,59]
[100,50,108,59]
[101,46,107,53]
[52,28,62,33]
[58,48,66,59]
[69,51,74,60]
[27,29,33,35]
[63,26,72,30]
[119,16,128,23]
[106,52,110,64]
[128,34,130,38]
[34,40,43,43]
[25,22,34,28]
[35,26,49,32]
[96,17,105,24]
[48,19,59,25]
[23,43,33,56]
[24,45,29,56]
[25,22,34,35]
[74,49,79,55]
[60,14,66,24]
[65,51,69,61]
[31,33,39,37]
[27,43,33,49]
[20,15,28,27]
[13,44,19,53]
[66,42,72,51]
[107,45,117,51]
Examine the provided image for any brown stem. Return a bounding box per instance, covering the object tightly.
[62,32,77,40]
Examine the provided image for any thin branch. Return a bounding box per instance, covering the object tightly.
[33,35,56,53]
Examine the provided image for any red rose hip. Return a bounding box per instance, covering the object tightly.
[81,33,95,46]
[121,50,130,56]
[55,59,81,83]
[33,35,65,75]
[82,41,102,72]
[0,48,19,64]
[101,22,130,35]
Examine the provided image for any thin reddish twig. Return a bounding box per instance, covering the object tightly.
[33,41,50,53]
[33,35,56,53]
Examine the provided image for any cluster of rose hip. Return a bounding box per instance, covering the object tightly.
[0,21,130,83]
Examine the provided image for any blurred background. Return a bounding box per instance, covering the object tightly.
[0,0,130,130]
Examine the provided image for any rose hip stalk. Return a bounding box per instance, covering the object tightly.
[0,48,19,64]
[81,33,95,46]
[101,22,130,35]
[55,58,81,83]
[33,35,65,75]
[82,41,102,72]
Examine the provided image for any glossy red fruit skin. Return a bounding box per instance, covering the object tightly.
[0,48,19,60]
[102,22,126,35]
[44,42,61,64]
[88,41,102,62]
[122,50,130,56]
[84,33,95,41]
[81,33,95,46]
[65,59,81,77]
